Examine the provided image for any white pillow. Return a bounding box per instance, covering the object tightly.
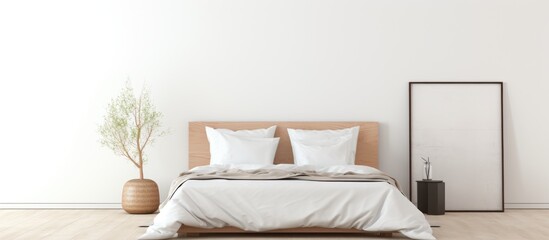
[213,134,280,165]
[207,126,276,139]
[291,135,353,166]
[206,126,277,165]
[287,126,360,165]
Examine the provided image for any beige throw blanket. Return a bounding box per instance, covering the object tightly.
[161,168,401,208]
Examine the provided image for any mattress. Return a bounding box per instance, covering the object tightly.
[140,164,435,240]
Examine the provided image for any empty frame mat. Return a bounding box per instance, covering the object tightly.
[409,82,503,211]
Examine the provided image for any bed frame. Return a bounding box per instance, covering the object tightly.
[179,121,393,238]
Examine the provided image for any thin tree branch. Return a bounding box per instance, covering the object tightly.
[140,126,154,151]
[136,89,144,179]
[114,129,140,168]
[138,88,143,126]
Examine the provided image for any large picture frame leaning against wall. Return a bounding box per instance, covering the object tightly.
[409,82,504,212]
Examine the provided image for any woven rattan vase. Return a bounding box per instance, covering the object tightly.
[122,179,160,214]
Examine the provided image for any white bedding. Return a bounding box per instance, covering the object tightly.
[140,164,435,240]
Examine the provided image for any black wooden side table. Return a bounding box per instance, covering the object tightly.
[416,180,445,215]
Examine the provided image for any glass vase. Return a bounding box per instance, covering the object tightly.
[423,162,432,180]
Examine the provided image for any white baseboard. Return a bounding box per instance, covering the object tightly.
[505,203,549,209]
[0,203,121,209]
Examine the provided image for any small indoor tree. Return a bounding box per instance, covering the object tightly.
[99,82,165,179]
[99,81,166,214]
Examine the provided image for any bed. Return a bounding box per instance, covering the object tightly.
[140,122,435,240]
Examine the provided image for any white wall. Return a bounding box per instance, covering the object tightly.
[0,0,547,208]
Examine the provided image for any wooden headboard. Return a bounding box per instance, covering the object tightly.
[188,122,379,169]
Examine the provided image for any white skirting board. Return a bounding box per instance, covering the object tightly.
[0,203,121,209]
[505,203,549,209]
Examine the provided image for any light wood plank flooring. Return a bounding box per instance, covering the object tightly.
[0,209,547,239]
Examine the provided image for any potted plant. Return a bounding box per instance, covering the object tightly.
[99,82,166,214]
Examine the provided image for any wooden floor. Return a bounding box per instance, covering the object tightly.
[0,209,547,239]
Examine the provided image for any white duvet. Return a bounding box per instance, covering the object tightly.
[140,164,435,239]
